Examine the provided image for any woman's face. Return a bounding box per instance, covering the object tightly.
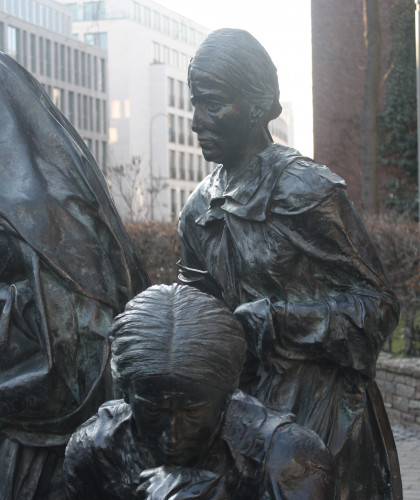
[189,67,253,168]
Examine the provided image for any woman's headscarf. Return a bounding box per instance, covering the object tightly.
[189,28,282,130]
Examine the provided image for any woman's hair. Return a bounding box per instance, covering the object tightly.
[110,284,247,395]
[189,28,282,129]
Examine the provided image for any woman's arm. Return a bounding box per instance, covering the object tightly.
[235,189,399,380]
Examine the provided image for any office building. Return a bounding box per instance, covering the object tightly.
[0,0,109,171]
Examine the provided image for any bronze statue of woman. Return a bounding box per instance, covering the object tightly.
[178,28,401,499]
[0,52,149,499]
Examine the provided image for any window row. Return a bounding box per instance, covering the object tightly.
[68,1,106,22]
[153,42,192,73]
[83,137,107,172]
[168,115,195,146]
[41,85,107,135]
[134,2,205,47]
[0,0,71,35]
[0,23,106,92]
[169,151,213,182]
[171,187,192,221]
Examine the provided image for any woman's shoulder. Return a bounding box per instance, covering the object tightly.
[268,145,347,215]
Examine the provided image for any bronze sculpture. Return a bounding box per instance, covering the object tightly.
[178,28,402,499]
[0,52,149,499]
[64,284,336,499]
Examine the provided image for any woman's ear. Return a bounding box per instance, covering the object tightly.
[249,105,264,127]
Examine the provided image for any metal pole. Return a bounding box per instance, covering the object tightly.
[416,0,420,221]
[149,113,167,220]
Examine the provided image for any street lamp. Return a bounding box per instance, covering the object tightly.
[149,113,167,220]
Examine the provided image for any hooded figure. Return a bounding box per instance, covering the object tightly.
[178,28,402,499]
[0,52,149,499]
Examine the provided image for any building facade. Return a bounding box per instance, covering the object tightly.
[0,0,109,171]
[62,0,294,221]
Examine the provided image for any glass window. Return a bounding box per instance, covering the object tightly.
[83,1,105,21]
[168,114,175,142]
[133,2,141,22]
[84,32,107,50]
[81,52,86,86]
[0,23,4,52]
[87,54,91,88]
[180,189,186,209]
[74,49,79,84]
[21,30,27,67]
[95,98,100,132]
[188,154,194,181]
[143,6,150,26]
[179,152,185,179]
[169,150,176,179]
[68,3,78,21]
[168,77,175,106]
[197,156,203,182]
[178,81,184,109]
[178,116,184,144]
[52,41,57,78]
[163,16,170,35]
[102,141,107,173]
[39,4,45,27]
[172,20,179,38]
[93,56,97,90]
[60,44,65,80]
[100,58,106,92]
[171,189,177,220]
[188,119,193,146]
[38,36,44,74]
[89,97,93,131]
[83,95,88,129]
[30,33,36,72]
[102,100,107,134]
[77,93,82,129]
[152,42,160,63]
[153,11,160,31]
[67,46,71,83]
[7,26,19,60]
[68,91,75,124]
[52,87,64,112]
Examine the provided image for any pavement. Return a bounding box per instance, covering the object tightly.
[391,423,420,499]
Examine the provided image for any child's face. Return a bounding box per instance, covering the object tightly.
[127,375,228,466]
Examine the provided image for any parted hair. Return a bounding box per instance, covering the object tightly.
[110,283,247,395]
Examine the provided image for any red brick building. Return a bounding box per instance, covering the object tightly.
[311,0,396,210]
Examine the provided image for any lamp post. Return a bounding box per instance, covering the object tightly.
[149,113,167,220]
[415,0,420,221]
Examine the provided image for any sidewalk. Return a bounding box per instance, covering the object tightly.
[392,423,420,499]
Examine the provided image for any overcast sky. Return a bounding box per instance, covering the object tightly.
[155,0,313,156]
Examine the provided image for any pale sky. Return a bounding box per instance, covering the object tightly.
[155,0,313,156]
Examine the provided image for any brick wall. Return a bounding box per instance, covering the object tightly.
[376,354,420,427]
[311,0,396,210]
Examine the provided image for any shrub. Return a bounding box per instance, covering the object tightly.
[125,220,181,285]
[364,214,420,355]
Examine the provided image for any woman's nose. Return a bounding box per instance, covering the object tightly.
[191,106,204,133]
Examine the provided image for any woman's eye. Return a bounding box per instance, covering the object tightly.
[207,101,222,112]
[185,409,202,419]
